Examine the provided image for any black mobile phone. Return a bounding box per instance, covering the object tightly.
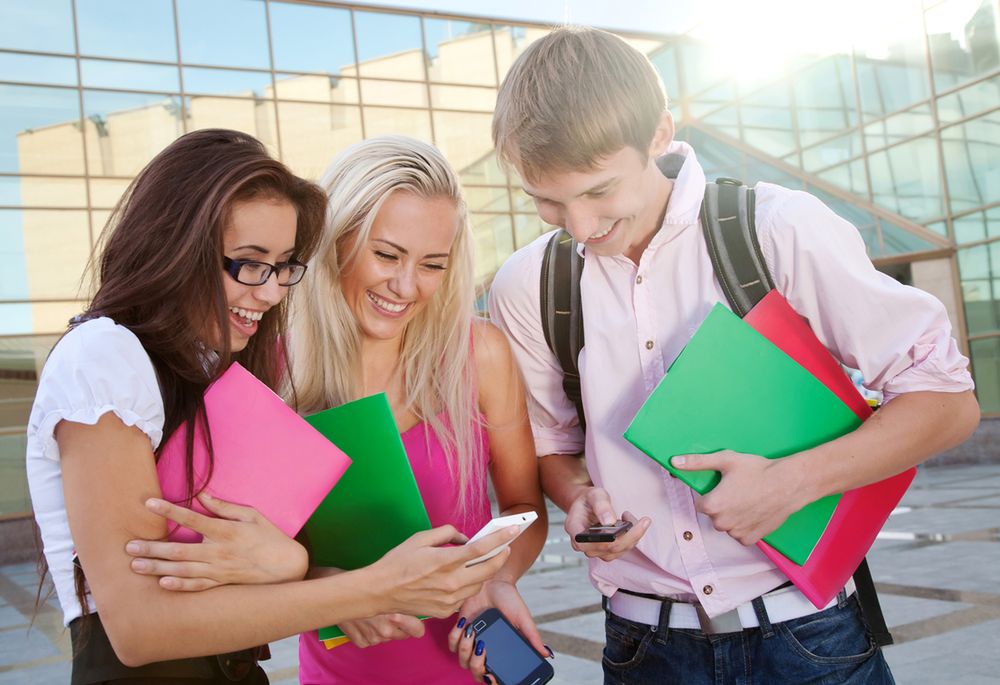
[472,608,554,685]
[574,520,633,543]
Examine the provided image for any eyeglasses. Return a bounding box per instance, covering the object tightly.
[223,256,308,286]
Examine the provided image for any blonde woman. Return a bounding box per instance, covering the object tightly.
[290,136,549,684]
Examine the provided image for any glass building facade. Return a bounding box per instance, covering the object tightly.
[0,0,997,518]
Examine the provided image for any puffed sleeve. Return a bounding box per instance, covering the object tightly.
[489,232,586,457]
[28,318,165,460]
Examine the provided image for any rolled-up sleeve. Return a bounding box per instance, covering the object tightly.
[488,234,586,457]
[755,184,974,402]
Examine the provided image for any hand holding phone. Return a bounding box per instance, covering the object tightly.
[472,608,554,685]
[465,512,538,566]
[574,520,633,544]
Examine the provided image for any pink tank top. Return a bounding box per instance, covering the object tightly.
[298,417,491,685]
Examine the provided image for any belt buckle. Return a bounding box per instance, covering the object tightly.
[694,604,742,635]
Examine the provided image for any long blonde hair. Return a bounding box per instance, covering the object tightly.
[288,135,484,514]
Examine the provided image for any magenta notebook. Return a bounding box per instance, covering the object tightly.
[156,363,351,543]
[746,291,915,608]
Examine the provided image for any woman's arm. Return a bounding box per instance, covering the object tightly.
[449,322,550,677]
[58,413,515,666]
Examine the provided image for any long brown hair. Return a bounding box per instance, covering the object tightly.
[39,128,326,634]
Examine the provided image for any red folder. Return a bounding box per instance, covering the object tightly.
[157,363,351,542]
[744,291,915,608]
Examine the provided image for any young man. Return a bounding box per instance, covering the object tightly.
[487,27,980,684]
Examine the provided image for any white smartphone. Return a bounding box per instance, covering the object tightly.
[465,511,539,566]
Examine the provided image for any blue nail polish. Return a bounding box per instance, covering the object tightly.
[475,640,485,656]
[483,676,493,684]
[545,644,555,658]
[465,625,473,638]
[456,617,466,629]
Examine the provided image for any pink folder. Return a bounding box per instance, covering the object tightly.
[744,291,915,608]
[156,363,351,543]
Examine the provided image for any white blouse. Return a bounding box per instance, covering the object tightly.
[26,317,164,625]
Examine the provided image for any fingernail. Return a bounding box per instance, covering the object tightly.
[145,498,164,510]
[475,640,484,656]
[125,541,141,554]
[131,559,147,571]
[545,644,555,658]
[161,577,179,589]
[672,455,687,467]
[456,617,466,629]
[465,625,473,638]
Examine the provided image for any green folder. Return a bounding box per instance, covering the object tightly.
[624,304,861,566]
[303,393,431,641]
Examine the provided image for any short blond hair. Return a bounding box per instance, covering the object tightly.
[492,26,667,182]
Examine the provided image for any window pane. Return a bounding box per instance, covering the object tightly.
[802,132,863,171]
[354,11,425,81]
[89,178,131,209]
[854,12,930,120]
[185,98,278,157]
[183,67,273,98]
[740,83,795,157]
[424,19,495,86]
[793,56,857,145]
[431,111,496,187]
[650,44,682,106]
[269,1,354,76]
[470,213,513,281]
[959,243,1000,335]
[816,159,869,196]
[2,176,87,208]
[77,0,177,62]
[514,213,546,250]
[0,0,74,53]
[941,111,1000,214]
[81,59,181,92]
[1,84,84,175]
[937,75,1000,123]
[868,136,944,223]
[362,107,432,142]
[83,91,183,177]
[927,0,1000,93]
[970,336,1000,413]
[359,79,427,108]
[464,186,509,214]
[277,102,363,179]
[0,53,77,87]
[2,208,91,301]
[274,74,359,104]
[954,207,1000,244]
[493,25,548,79]
[177,0,269,69]
[430,85,497,112]
[0,432,31,516]
[863,105,934,150]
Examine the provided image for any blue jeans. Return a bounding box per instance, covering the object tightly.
[602,593,894,685]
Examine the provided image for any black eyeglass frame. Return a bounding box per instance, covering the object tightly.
[222,256,308,286]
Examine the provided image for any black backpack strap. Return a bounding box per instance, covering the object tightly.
[540,230,586,432]
[700,177,893,647]
[700,178,774,317]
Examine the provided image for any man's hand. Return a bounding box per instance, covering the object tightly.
[671,450,809,545]
[565,487,651,562]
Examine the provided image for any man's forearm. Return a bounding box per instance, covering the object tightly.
[789,389,980,502]
[539,453,593,513]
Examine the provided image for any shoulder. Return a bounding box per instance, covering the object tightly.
[472,318,515,377]
[47,317,151,369]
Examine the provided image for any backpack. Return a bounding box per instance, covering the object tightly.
[537,154,893,646]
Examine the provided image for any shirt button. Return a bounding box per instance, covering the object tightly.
[703,585,714,596]
[645,340,654,350]
[683,531,693,541]
[636,275,643,284]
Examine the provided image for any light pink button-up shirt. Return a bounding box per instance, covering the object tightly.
[488,141,974,616]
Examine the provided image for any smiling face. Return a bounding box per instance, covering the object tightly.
[339,191,460,344]
[519,112,675,263]
[220,196,298,352]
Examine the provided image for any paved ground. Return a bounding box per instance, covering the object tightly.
[2,463,999,684]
